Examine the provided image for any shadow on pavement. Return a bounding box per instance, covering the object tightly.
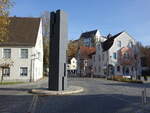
[103,82,150,88]
[0,88,31,91]
[0,94,149,113]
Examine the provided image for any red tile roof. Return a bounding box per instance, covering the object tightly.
[79,46,96,59]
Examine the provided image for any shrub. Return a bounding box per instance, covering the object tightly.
[108,77,143,84]
[119,78,143,83]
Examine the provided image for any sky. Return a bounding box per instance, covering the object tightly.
[10,0,150,46]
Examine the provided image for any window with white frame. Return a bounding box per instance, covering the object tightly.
[117,41,121,47]
[117,66,120,72]
[3,49,11,58]
[113,52,117,59]
[95,66,97,73]
[99,55,101,61]
[102,53,104,60]
[20,67,28,76]
[37,52,41,59]
[93,56,95,62]
[2,67,10,76]
[99,66,101,72]
[84,38,91,46]
[21,49,28,58]
[124,52,129,59]
[98,44,101,50]
[128,42,133,48]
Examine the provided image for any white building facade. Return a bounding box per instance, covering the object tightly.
[93,32,141,78]
[67,57,77,74]
[67,57,77,71]
[0,17,43,82]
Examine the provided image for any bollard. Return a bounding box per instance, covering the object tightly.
[144,88,147,104]
[141,88,147,105]
[142,90,144,105]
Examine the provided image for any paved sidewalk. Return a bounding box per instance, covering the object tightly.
[0,77,48,88]
[136,103,150,113]
[0,78,150,113]
[0,77,84,95]
[143,103,150,113]
[30,86,84,95]
[0,77,48,95]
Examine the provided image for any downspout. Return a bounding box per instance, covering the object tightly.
[107,51,109,79]
[32,58,35,82]
[30,59,32,82]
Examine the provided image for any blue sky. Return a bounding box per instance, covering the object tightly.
[11,0,150,46]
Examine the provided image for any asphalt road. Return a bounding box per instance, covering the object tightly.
[0,77,150,113]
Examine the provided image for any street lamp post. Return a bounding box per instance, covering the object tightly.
[30,52,40,82]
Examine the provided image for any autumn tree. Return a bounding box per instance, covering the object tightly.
[136,41,150,76]
[0,0,13,42]
[41,11,50,75]
[140,45,150,67]
[41,11,50,39]
[67,40,79,61]
[43,38,49,76]
[0,0,13,82]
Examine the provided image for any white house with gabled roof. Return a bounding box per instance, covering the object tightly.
[80,29,101,47]
[0,17,43,82]
[93,31,141,78]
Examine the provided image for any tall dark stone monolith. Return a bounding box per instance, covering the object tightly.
[49,10,68,91]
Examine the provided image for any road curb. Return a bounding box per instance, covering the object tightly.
[29,86,84,95]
